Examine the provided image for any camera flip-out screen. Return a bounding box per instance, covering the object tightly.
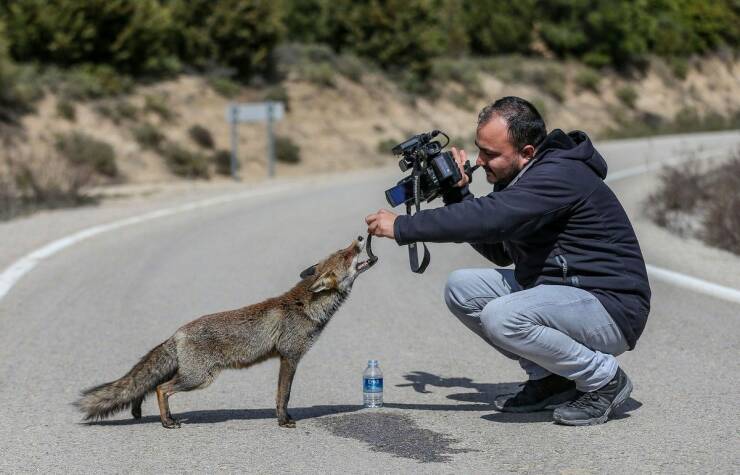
[385,180,414,207]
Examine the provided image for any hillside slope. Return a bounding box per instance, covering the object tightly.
[3,56,740,188]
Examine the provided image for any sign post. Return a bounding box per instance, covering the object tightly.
[225,101,285,179]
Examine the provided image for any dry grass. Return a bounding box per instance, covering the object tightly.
[646,151,740,255]
[0,148,96,220]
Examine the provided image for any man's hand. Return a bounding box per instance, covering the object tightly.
[365,209,398,239]
[451,146,470,188]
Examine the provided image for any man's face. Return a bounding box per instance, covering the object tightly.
[475,115,529,185]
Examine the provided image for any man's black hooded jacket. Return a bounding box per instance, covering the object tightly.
[393,129,651,349]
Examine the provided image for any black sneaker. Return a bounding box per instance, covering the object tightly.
[495,374,577,413]
[553,367,633,426]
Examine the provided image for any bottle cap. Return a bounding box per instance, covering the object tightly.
[368,359,379,366]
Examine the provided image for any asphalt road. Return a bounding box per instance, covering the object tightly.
[1,131,739,473]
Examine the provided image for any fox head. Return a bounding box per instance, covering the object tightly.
[299,236,376,294]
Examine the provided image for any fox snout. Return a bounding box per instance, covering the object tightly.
[299,236,376,289]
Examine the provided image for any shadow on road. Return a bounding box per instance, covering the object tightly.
[396,370,643,424]
[88,404,363,426]
[395,370,521,405]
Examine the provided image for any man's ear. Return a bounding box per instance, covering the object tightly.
[309,272,337,293]
[521,144,536,160]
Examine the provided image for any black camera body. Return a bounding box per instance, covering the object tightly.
[384,130,466,207]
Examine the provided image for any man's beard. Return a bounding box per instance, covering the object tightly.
[485,164,519,186]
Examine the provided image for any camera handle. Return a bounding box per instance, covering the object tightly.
[406,163,431,274]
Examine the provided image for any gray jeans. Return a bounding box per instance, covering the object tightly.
[444,268,629,391]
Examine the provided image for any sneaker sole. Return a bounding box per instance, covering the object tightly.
[552,378,633,426]
[497,388,577,413]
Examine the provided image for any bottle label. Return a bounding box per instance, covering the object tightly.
[363,377,383,392]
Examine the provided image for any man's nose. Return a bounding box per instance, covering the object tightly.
[475,154,484,167]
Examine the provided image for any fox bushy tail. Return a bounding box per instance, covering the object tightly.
[75,340,178,421]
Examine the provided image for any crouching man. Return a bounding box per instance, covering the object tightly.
[366,96,651,426]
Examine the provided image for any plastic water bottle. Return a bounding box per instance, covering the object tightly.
[363,360,383,408]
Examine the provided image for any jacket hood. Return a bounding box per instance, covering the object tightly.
[535,129,607,179]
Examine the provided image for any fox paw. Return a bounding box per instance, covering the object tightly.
[161,418,181,429]
[131,407,142,419]
[278,417,296,428]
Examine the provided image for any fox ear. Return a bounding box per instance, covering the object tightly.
[300,264,317,279]
[309,272,337,293]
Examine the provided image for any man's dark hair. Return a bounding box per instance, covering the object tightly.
[477,96,547,150]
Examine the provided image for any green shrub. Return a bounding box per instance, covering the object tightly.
[188,125,214,149]
[335,53,366,82]
[478,55,526,83]
[275,43,337,87]
[54,131,117,178]
[264,85,290,111]
[39,65,134,102]
[603,107,740,139]
[462,0,536,56]
[170,0,283,79]
[376,138,398,155]
[448,91,476,111]
[668,56,689,80]
[162,143,210,178]
[275,136,301,164]
[144,95,176,121]
[3,0,179,76]
[325,1,448,94]
[131,123,165,151]
[302,62,335,87]
[541,70,566,102]
[212,149,233,175]
[208,76,241,98]
[432,58,484,97]
[66,65,133,99]
[95,99,138,124]
[516,64,566,102]
[575,68,601,93]
[616,86,638,108]
[0,22,42,121]
[538,2,653,70]
[56,99,76,121]
[113,100,138,121]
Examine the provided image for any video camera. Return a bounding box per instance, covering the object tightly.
[385,130,477,207]
[381,130,479,274]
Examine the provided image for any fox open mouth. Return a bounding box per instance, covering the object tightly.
[356,235,378,274]
[356,257,376,273]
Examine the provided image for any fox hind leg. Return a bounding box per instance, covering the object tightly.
[131,395,144,419]
[156,371,214,429]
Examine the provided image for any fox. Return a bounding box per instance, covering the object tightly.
[75,236,376,429]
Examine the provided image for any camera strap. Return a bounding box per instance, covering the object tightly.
[406,166,431,274]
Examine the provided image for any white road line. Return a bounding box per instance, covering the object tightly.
[1,148,740,306]
[645,264,740,304]
[0,184,295,302]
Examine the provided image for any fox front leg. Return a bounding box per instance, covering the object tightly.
[276,356,298,428]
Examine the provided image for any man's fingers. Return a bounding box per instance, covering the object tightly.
[451,146,467,166]
[450,147,469,187]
